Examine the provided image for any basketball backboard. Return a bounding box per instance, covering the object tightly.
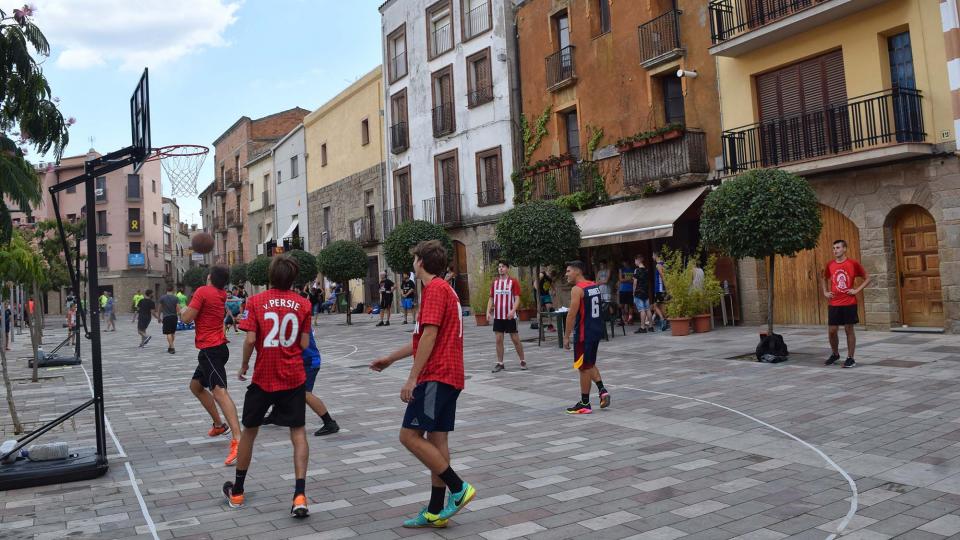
[130,68,150,172]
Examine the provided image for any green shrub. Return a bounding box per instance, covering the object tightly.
[384,220,453,273]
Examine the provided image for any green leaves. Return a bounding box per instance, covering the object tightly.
[383,220,453,273]
[183,266,209,289]
[246,256,270,287]
[316,241,366,285]
[246,251,316,289]
[285,249,318,289]
[495,201,581,268]
[229,263,247,286]
[0,230,44,285]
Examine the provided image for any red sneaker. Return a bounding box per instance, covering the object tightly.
[207,423,229,437]
[224,439,239,466]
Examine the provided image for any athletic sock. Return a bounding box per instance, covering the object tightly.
[438,466,464,493]
[294,478,305,497]
[596,381,606,394]
[233,469,247,494]
[427,486,445,514]
[581,393,590,405]
[320,412,333,425]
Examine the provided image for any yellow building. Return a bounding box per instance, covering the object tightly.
[304,66,386,309]
[711,0,959,332]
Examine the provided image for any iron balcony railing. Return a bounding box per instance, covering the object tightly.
[351,216,379,246]
[226,208,242,228]
[261,190,270,207]
[465,2,491,39]
[383,205,415,236]
[213,178,226,197]
[546,46,576,90]
[526,162,585,201]
[721,87,925,174]
[318,231,329,249]
[225,168,242,188]
[468,85,494,108]
[282,235,304,251]
[390,51,407,81]
[214,214,226,232]
[432,103,455,137]
[709,0,827,44]
[431,22,453,56]
[226,249,244,265]
[638,10,682,67]
[390,122,409,153]
[623,130,709,187]
[477,188,504,207]
[423,194,464,227]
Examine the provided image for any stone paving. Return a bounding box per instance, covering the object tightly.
[4,313,960,539]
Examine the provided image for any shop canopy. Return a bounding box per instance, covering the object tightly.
[574,186,709,248]
[280,219,299,240]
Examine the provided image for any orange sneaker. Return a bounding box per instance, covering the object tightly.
[208,423,229,437]
[290,493,309,518]
[222,481,245,508]
[224,439,239,466]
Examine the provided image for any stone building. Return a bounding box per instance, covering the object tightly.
[712,0,959,332]
[162,197,190,287]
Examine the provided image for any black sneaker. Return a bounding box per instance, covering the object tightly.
[566,401,592,414]
[402,320,408,325]
[314,422,340,436]
[843,357,856,368]
[168,347,175,354]
[385,321,390,326]
[376,321,384,327]
[491,363,505,373]
[142,335,151,347]
[634,327,647,334]
[824,354,840,366]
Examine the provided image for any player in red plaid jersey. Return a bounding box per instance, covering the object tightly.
[222,255,314,518]
[371,240,476,528]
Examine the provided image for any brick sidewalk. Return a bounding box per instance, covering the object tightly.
[3,315,960,539]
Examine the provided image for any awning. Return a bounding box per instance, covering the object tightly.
[574,186,709,247]
[280,219,299,240]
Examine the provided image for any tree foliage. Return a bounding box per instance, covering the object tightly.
[384,220,453,273]
[33,219,83,291]
[286,249,317,289]
[316,240,367,285]
[495,200,581,268]
[183,266,209,289]
[246,255,270,287]
[229,263,247,286]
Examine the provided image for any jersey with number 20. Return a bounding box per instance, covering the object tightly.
[238,288,312,392]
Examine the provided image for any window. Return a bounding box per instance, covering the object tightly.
[164,231,171,246]
[662,76,685,125]
[596,0,611,35]
[291,155,299,178]
[427,0,454,59]
[476,147,503,206]
[433,150,461,224]
[153,244,158,258]
[387,25,408,82]
[250,184,254,201]
[27,216,35,224]
[95,176,107,202]
[128,208,141,233]
[258,225,263,244]
[277,170,282,184]
[390,90,409,154]
[127,174,141,199]
[467,48,493,108]
[564,110,581,160]
[393,166,413,221]
[97,244,108,268]
[96,210,108,234]
[462,0,491,40]
[67,213,77,223]
[361,118,370,146]
[323,206,331,235]
[67,183,76,194]
[152,211,157,225]
[431,65,455,137]
[321,143,328,166]
[129,242,142,254]
[151,179,156,193]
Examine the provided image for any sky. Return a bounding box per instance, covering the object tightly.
[32,0,384,225]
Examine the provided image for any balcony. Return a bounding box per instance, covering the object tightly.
[477,188,504,207]
[464,2,491,39]
[225,168,242,189]
[709,0,886,57]
[283,235,304,251]
[318,231,329,250]
[351,216,379,246]
[525,161,586,201]
[431,22,453,57]
[226,208,243,229]
[261,190,270,207]
[432,103,454,137]
[423,194,464,227]
[390,52,407,81]
[546,46,575,91]
[383,205,415,236]
[213,178,226,197]
[638,10,683,69]
[721,87,929,176]
[164,244,172,253]
[468,85,494,108]
[622,130,710,188]
[214,214,226,233]
[390,122,409,154]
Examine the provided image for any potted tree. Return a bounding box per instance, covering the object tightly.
[246,255,270,294]
[691,254,723,333]
[517,281,537,321]
[316,241,367,325]
[700,168,822,346]
[470,266,493,326]
[660,247,696,336]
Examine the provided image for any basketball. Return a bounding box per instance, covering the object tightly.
[191,232,215,254]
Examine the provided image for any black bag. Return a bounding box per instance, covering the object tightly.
[756,333,789,363]
[352,302,364,314]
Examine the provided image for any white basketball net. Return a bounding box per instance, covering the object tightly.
[151,145,208,197]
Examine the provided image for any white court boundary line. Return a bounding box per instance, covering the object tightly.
[80,365,159,540]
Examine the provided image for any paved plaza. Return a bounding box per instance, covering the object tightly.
[4,314,960,539]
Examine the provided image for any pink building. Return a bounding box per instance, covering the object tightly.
[12,150,166,315]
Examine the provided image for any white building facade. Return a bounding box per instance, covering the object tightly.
[272,124,308,252]
[245,150,275,257]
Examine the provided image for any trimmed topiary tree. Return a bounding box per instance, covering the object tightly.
[316,240,367,325]
[286,249,317,290]
[230,263,247,287]
[246,255,270,287]
[700,168,822,337]
[384,220,453,273]
[183,266,209,290]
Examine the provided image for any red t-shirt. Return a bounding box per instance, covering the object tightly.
[823,258,866,307]
[490,276,520,320]
[238,289,312,392]
[188,285,227,349]
[414,277,464,390]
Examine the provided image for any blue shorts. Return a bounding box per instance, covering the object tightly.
[633,297,650,311]
[304,366,320,392]
[402,298,415,310]
[540,294,553,305]
[402,381,461,432]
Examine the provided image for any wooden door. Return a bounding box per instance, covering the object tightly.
[366,256,379,308]
[452,241,469,306]
[773,204,864,325]
[895,206,944,327]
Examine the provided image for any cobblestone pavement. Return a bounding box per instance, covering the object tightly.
[4,313,960,539]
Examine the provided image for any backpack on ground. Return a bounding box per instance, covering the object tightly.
[756,333,789,363]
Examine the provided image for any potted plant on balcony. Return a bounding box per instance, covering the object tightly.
[660,246,697,336]
[557,153,576,167]
[691,253,723,333]
[662,123,685,141]
[470,266,493,326]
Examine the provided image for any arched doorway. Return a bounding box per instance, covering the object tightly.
[451,241,470,306]
[773,204,864,325]
[893,205,944,327]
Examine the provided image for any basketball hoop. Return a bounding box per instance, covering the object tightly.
[145,144,209,197]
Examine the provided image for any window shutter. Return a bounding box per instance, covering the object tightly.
[756,71,780,122]
[822,50,847,105]
[476,57,490,90]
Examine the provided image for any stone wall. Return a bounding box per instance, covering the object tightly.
[306,163,385,253]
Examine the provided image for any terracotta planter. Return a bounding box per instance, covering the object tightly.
[692,313,712,333]
[517,308,536,322]
[559,159,575,167]
[669,317,692,336]
[616,143,632,153]
[647,134,664,144]
[662,129,683,141]
[474,314,489,326]
[633,139,649,149]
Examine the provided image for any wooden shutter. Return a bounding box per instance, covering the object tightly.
[476,55,490,90]
[484,154,500,196]
[821,50,847,105]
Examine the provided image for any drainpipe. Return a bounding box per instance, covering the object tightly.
[509,0,524,173]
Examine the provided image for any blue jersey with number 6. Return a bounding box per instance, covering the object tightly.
[574,281,603,343]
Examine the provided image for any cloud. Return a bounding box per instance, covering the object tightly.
[34,0,241,70]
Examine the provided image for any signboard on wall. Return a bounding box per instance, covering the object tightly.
[128,253,145,267]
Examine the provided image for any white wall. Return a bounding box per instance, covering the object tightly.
[273,125,308,247]
[381,0,517,221]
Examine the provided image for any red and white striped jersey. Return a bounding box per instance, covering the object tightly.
[490,276,520,320]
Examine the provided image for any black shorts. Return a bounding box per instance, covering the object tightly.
[654,292,667,304]
[618,291,634,306]
[402,381,461,432]
[574,340,600,371]
[162,315,177,335]
[828,305,859,326]
[137,316,151,331]
[192,344,229,390]
[380,293,393,308]
[492,318,518,334]
[242,383,306,428]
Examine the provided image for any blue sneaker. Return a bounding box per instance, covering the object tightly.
[438,482,476,520]
[402,507,447,528]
